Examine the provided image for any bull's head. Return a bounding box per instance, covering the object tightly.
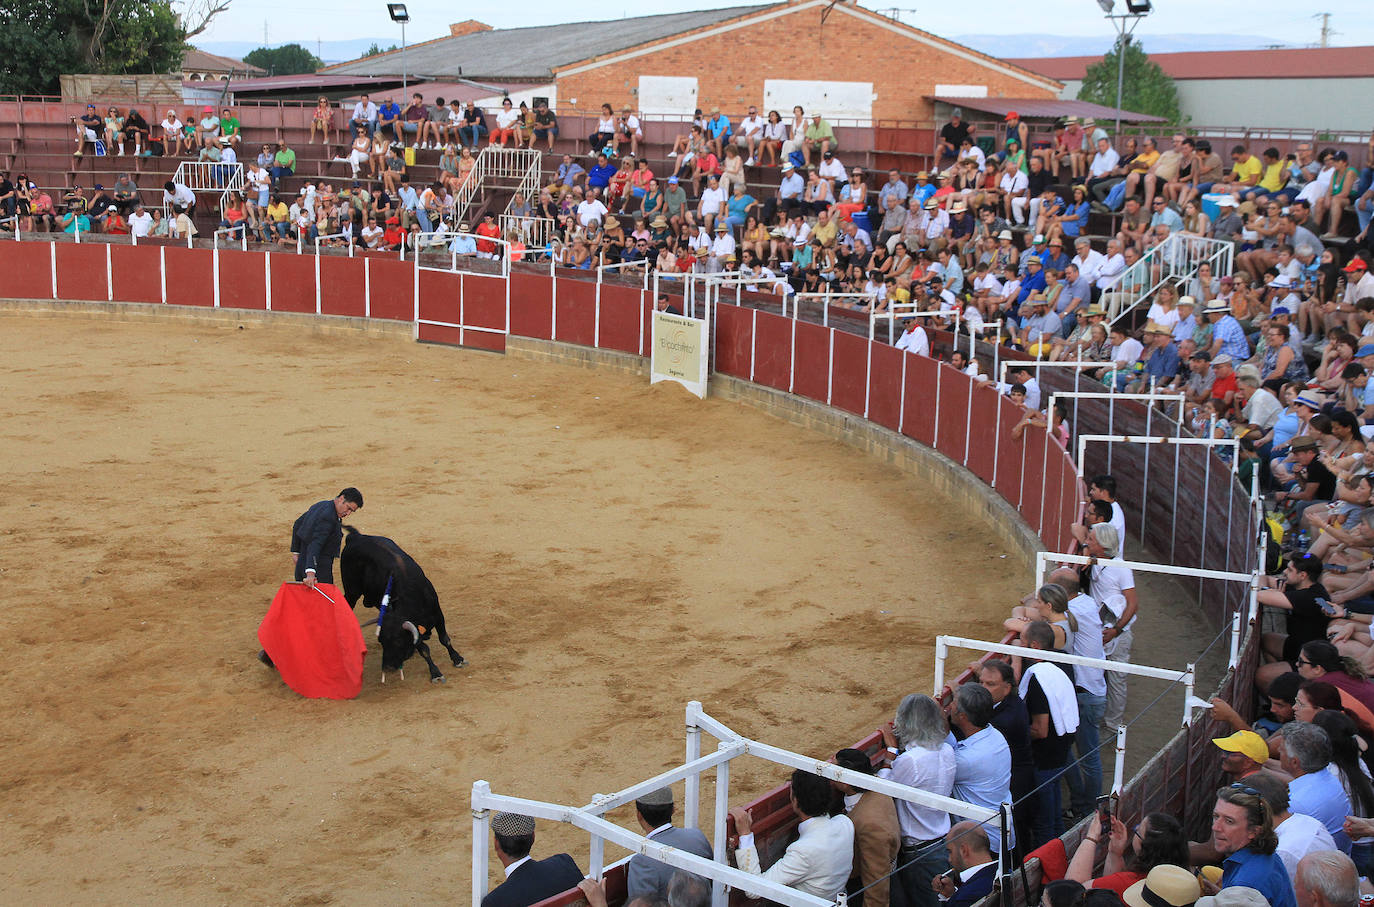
[378,618,421,672]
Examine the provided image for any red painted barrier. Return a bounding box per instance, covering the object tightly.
[0,241,54,299]
[269,253,316,314]
[596,284,643,356]
[791,320,830,403]
[901,354,940,447]
[163,246,214,307]
[510,271,554,339]
[54,243,108,301]
[936,365,973,465]
[462,273,508,334]
[866,343,904,432]
[367,258,413,321]
[109,244,163,305]
[417,269,461,326]
[712,302,753,379]
[750,311,793,392]
[218,249,267,311]
[966,383,1002,486]
[554,277,596,347]
[829,330,869,417]
[319,256,366,319]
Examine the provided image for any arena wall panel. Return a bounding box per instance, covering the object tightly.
[595,284,643,356]
[366,258,414,321]
[965,382,1002,487]
[217,249,267,311]
[318,256,367,319]
[461,274,508,335]
[750,311,794,393]
[935,365,973,466]
[268,253,317,315]
[790,320,831,403]
[510,272,555,340]
[162,246,214,307]
[0,241,55,300]
[54,243,109,301]
[417,269,462,325]
[900,354,939,447]
[711,302,753,380]
[109,244,164,305]
[865,343,904,433]
[554,278,597,347]
[828,330,869,417]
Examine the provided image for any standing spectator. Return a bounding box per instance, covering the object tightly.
[938,109,970,164]
[624,788,712,902]
[980,658,1039,849]
[948,681,1014,855]
[1207,784,1297,907]
[833,748,901,907]
[1047,567,1108,820]
[1278,722,1350,850]
[1020,620,1080,847]
[728,771,855,900]
[480,812,583,907]
[1085,524,1137,732]
[878,694,956,907]
[162,179,196,220]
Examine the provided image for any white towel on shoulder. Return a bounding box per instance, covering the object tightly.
[1019,661,1080,736]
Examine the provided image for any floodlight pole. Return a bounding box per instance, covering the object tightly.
[401,21,407,94]
[1105,11,1147,137]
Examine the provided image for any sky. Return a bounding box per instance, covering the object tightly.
[194,0,1370,50]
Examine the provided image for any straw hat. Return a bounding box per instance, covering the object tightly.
[1123,865,1201,907]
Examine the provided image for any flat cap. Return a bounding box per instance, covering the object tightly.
[636,787,674,807]
[491,812,535,836]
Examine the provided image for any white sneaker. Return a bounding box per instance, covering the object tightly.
[746,157,755,166]
[667,151,677,158]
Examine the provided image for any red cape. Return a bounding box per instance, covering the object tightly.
[257,582,367,699]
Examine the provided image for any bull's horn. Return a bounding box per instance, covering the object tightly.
[402,620,419,643]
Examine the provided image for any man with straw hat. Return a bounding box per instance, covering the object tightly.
[482,812,583,907]
[1128,320,1180,393]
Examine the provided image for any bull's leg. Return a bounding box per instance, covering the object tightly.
[414,640,446,683]
[431,610,467,668]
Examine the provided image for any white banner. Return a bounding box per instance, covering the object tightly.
[650,310,708,399]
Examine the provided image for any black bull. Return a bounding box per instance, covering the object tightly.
[340,527,466,682]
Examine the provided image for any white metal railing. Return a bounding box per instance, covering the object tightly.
[499,214,554,249]
[450,146,543,231]
[471,702,1004,907]
[1103,233,1234,325]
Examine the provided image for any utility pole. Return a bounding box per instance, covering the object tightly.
[1316,12,1332,47]
[263,21,268,48]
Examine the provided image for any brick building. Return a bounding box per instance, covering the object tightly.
[323,0,1059,124]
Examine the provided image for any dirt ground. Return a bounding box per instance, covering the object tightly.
[0,311,1042,905]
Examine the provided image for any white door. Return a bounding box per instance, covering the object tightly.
[638,76,699,117]
[762,79,874,124]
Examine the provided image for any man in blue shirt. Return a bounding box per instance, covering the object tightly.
[1149,195,1184,232]
[705,106,731,157]
[1130,322,1180,392]
[1016,255,1047,305]
[1206,301,1252,361]
[911,172,936,207]
[554,154,585,190]
[449,226,476,256]
[376,96,402,142]
[948,682,1013,854]
[1019,234,1050,278]
[878,169,909,211]
[1211,784,1297,907]
[587,152,616,191]
[1281,722,1351,850]
[396,178,430,232]
[1041,237,1070,273]
[1059,262,1092,334]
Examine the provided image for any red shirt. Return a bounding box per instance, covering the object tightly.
[1211,372,1238,403]
[475,221,500,254]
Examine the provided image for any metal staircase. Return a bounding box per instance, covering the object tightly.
[170,160,245,218]
[1102,233,1234,326]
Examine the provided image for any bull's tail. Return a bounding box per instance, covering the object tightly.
[343,525,360,536]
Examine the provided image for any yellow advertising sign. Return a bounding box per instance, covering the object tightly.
[650,310,708,398]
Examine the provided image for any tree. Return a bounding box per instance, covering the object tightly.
[0,0,199,95]
[364,42,399,57]
[1077,39,1183,124]
[243,43,323,76]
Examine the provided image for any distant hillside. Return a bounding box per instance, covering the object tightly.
[954,32,1294,59]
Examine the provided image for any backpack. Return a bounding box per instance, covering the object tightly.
[788,150,805,169]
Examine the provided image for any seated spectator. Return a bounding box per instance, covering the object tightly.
[1067,810,1193,897]
[1122,866,1201,907]
[1213,730,1271,783]
[1204,783,1296,907]
[527,101,558,151]
[58,205,88,234]
[832,748,901,907]
[271,141,296,184]
[489,98,519,147]
[877,693,955,907]
[1256,554,1332,691]
[728,770,854,900]
[804,113,836,162]
[1020,620,1080,847]
[931,822,998,907]
[481,812,583,907]
[1294,851,1359,907]
[624,787,712,901]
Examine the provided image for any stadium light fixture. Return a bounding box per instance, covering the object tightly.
[386,3,409,93]
[1098,0,1152,137]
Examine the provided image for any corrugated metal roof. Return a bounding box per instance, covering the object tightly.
[933,97,1166,123]
[1006,45,1374,82]
[321,6,769,81]
[184,48,266,75]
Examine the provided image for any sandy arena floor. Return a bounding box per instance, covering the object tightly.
[0,311,1033,905]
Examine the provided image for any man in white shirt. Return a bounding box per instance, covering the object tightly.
[1085,523,1138,731]
[1048,567,1108,821]
[997,160,1029,224]
[1089,137,1120,179]
[735,106,765,165]
[351,94,379,135]
[728,770,854,900]
[1071,237,1107,284]
[1003,364,1041,411]
[818,150,847,186]
[895,319,930,356]
[1239,375,1283,431]
[576,187,608,228]
[128,204,153,238]
[162,179,196,217]
[710,221,736,260]
[1247,770,1337,886]
[1095,239,1127,291]
[698,175,726,228]
[878,693,956,907]
[1343,257,1374,307]
[958,137,986,172]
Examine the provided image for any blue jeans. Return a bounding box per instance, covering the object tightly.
[270,166,293,183]
[1065,690,1106,817]
[1033,764,1069,848]
[459,124,487,147]
[890,840,950,907]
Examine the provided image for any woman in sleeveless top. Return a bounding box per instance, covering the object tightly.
[1005,582,1078,651]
